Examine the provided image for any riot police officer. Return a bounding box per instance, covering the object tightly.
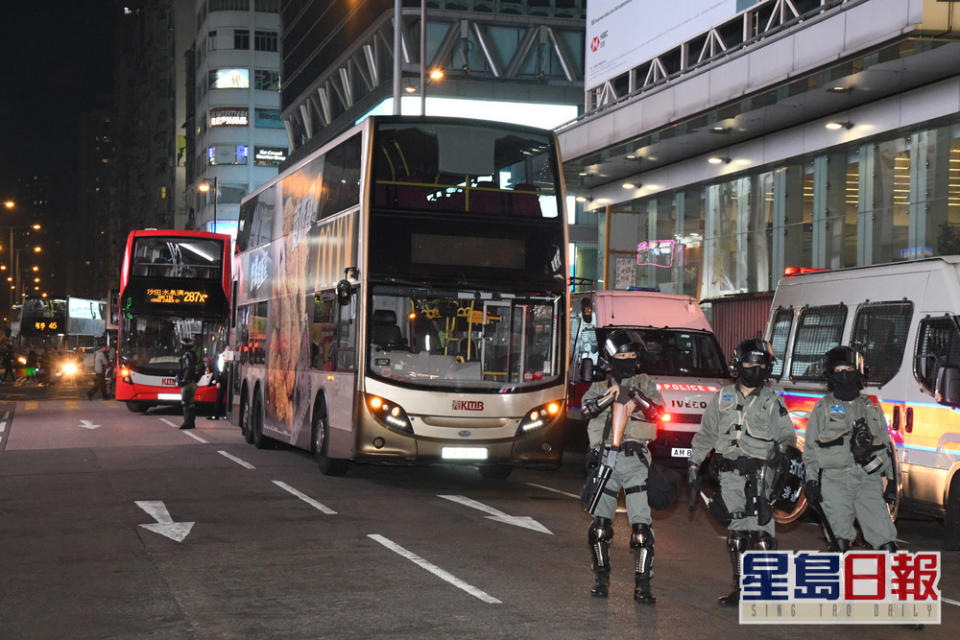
[802,346,897,552]
[688,338,796,607]
[178,337,199,430]
[582,329,664,604]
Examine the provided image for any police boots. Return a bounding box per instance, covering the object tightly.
[719,531,753,607]
[631,523,656,604]
[588,517,613,598]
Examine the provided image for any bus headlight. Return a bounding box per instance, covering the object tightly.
[518,401,563,433]
[366,395,413,434]
[119,367,132,383]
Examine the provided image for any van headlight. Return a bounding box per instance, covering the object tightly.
[61,361,78,376]
[366,394,413,434]
[518,401,563,433]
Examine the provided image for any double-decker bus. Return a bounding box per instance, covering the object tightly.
[234,116,569,477]
[115,230,232,412]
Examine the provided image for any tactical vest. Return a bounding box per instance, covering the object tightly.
[813,394,875,471]
[713,384,779,460]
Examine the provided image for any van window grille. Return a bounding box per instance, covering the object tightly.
[850,302,913,387]
[769,308,793,378]
[790,304,846,380]
[914,316,960,395]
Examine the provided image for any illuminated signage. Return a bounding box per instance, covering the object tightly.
[146,288,210,305]
[637,239,676,268]
[33,321,59,331]
[255,108,284,129]
[254,146,287,166]
[210,107,249,127]
[209,68,249,89]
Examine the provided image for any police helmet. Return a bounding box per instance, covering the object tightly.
[602,329,645,358]
[821,346,865,379]
[731,338,774,373]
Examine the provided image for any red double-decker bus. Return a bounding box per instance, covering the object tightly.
[115,230,232,412]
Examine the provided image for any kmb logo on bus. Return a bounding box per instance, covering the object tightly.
[452,400,484,411]
[162,378,177,386]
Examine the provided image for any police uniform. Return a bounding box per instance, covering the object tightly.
[689,339,796,607]
[804,393,897,550]
[583,338,663,604]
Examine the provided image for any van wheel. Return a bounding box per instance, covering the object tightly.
[252,392,271,450]
[945,475,960,551]
[240,393,253,444]
[478,464,512,480]
[312,404,347,476]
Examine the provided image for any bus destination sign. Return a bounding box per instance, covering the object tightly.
[146,288,210,305]
[33,320,59,332]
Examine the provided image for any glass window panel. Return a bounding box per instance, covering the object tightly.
[850,302,913,386]
[790,304,846,379]
[915,316,960,395]
[872,138,910,263]
[679,189,704,298]
[769,307,793,378]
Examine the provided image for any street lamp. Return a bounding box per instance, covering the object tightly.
[3,200,13,210]
[198,177,218,232]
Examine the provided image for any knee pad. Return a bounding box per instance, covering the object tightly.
[726,531,752,553]
[755,532,778,550]
[629,523,654,550]
[588,517,614,545]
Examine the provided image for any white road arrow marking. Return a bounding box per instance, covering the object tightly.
[135,500,195,543]
[438,494,552,535]
[78,420,101,430]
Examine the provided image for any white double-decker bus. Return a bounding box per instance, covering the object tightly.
[233,116,569,478]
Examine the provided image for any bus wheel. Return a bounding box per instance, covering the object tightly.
[126,401,148,413]
[945,475,960,551]
[478,464,512,480]
[252,392,271,450]
[240,393,253,444]
[312,405,347,476]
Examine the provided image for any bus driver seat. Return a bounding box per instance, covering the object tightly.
[372,310,404,350]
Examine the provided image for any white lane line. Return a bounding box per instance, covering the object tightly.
[217,450,255,469]
[943,597,960,608]
[159,418,180,428]
[0,421,5,433]
[525,482,579,499]
[272,480,337,515]
[367,534,501,604]
[182,430,208,444]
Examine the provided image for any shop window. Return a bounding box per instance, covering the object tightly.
[255,30,278,52]
[234,29,249,50]
[254,69,280,91]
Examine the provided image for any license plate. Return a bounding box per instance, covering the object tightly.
[671,447,692,458]
[441,447,488,460]
[157,393,182,401]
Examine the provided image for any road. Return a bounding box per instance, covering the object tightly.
[1,380,958,639]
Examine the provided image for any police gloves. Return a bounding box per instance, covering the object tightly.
[883,481,897,507]
[804,479,821,504]
[686,463,699,488]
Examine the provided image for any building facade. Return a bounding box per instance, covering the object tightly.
[559,0,960,302]
[189,0,287,236]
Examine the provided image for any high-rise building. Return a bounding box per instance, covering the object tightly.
[189,0,287,236]
[74,110,117,298]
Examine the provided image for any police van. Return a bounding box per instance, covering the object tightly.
[568,289,731,462]
[764,257,960,548]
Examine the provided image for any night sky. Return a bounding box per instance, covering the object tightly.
[0,2,115,295]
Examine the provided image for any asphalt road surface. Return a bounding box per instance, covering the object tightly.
[1,380,958,639]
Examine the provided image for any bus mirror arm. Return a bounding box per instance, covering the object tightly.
[579,357,597,383]
[934,365,960,407]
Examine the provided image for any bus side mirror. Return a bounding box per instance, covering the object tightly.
[935,366,960,407]
[336,280,354,307]
[579,357,596,382]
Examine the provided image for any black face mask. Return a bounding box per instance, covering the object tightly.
[610,357,637,382]
[738,365,766,388]
[830,370,861,401]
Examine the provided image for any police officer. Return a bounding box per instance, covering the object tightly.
[582,329,664,604]
[688,338,796,607]
[802,346,897,552]
[178,337,198,430]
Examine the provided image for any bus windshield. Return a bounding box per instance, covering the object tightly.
[368,286,562,391]
[119,315,226,374]
[131,236,224,280]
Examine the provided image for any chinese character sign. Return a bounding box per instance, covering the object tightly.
[740,551,940,625]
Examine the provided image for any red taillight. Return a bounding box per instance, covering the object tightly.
[660,412,672,423]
